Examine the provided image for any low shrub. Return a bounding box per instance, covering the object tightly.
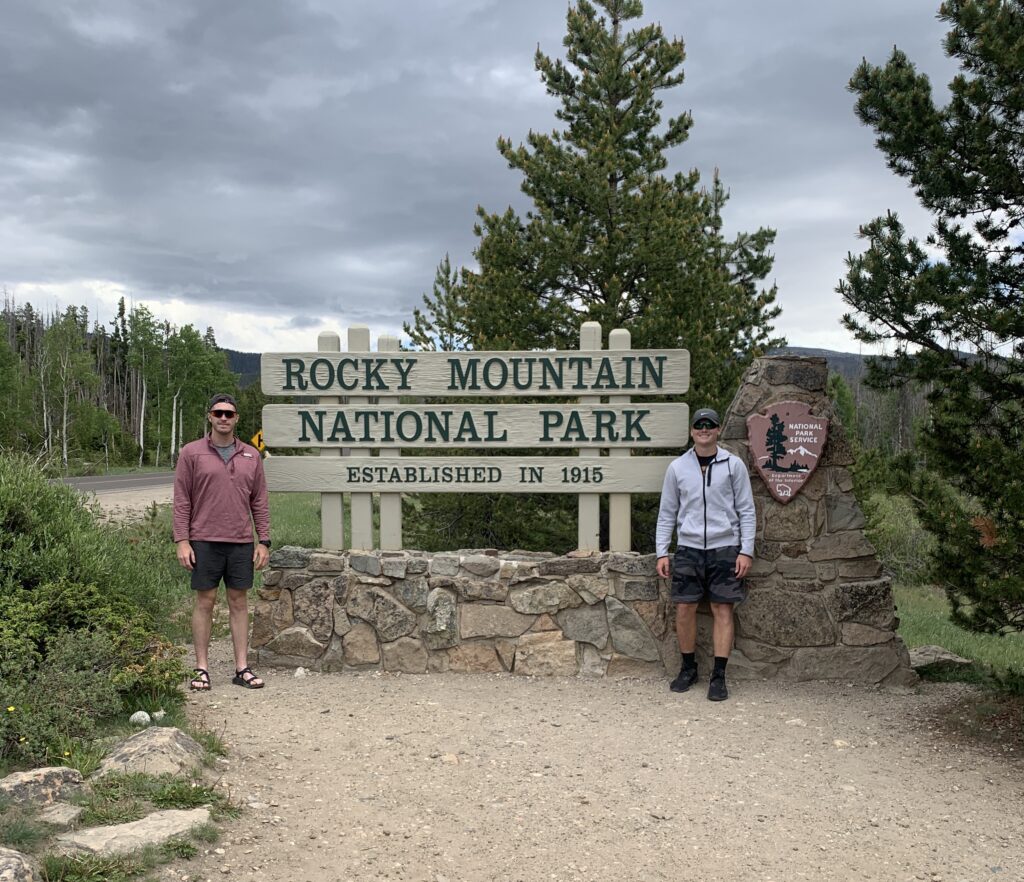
[862,492,936,585]
[0,454,187,767]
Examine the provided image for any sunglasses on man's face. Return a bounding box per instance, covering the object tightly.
[693,421,717,430]
[210,409,237,419]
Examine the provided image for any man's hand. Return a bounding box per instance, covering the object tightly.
[176,540,195,572]
[253,543,270,571]
[656,556,671,579]
[735,553,753,578]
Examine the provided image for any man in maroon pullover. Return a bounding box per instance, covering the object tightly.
[173,393,271,691]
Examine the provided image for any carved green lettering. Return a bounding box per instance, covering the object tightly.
[309,358,334,391]
[328,411,354,443]
[454,411,482,442]
[594,358,619,390]
[449,358,480,390]
[624,409,650,441]
[298,410,323,442]
[283,358,307,391]
[482,358,508,391]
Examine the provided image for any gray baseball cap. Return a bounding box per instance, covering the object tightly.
[690,408,721,428]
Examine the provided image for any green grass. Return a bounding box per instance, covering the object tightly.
[40,851,154,882]
[269,491,325,547]
[895,582,1024,678]
[0,802,49,852]
[75,772,236,826]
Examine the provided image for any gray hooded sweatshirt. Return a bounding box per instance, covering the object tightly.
[655,445,756,557]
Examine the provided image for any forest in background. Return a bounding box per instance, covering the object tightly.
[0,294,255,472]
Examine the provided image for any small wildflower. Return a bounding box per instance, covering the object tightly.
[5,706,14,712]
[18,737,26,743]
[64,751,71,756]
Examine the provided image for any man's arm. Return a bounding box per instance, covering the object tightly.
[732,456,757,577]
[172,448,195,570]
[655,462,680,578]
[250,456,271,571]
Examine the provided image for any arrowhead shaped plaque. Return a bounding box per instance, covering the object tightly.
[746,401,828,504]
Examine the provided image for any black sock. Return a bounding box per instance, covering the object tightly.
[713,656,728,675]
[681,652,696,670]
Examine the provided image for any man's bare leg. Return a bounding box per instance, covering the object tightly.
[675,602,698,652]
[192,588,217,671]
[710,602,735,657]
[226,587,263,687]
[708,602,735,701]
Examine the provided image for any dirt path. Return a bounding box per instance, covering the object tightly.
[92,490,1024,882]
[155,639,1023,882]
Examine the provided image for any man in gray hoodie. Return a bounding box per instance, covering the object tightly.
[655,408,756,700]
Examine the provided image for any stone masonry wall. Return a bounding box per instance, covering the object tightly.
[253,550,673,678]
[252,355,915,686]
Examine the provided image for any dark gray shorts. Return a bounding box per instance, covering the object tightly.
[191,541,254,591]
[670,545,746,604]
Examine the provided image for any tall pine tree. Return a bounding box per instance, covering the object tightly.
[840,0,1024,633]
[405,0,782,552]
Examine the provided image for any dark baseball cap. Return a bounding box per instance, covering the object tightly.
[691,408,720,428]
[208,393,238,411]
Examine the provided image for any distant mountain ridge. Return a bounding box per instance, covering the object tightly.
[224,346,872,388]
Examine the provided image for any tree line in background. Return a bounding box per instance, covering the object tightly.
[0,295,248,472]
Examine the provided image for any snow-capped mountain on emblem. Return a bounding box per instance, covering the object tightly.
[746,401,829,504]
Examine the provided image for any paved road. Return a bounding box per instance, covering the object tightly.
[63,472,176,494]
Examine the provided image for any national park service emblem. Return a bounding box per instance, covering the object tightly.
[746,401,828,504]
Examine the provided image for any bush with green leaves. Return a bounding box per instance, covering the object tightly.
[861,492,936,586]
[0,453,186,766]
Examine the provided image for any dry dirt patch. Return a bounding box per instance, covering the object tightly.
[159,639,1024,882]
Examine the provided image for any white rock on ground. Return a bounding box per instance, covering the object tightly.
[0,846,36,881]
[55,808,211,856]
[128,710,151,727]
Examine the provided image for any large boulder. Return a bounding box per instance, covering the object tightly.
[95,727,205,779]
[0,767,82,806]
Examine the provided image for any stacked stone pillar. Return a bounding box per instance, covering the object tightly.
[721,356,915,686]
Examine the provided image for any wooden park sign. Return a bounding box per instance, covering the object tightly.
[260,323,690,552]
[747,401,828,503]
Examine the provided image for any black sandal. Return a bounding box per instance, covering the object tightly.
[189,668,211,691]
[232,666,264,689]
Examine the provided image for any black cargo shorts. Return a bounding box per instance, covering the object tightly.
[670,545,747,604]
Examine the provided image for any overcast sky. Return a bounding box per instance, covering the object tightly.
[2,0,955,355]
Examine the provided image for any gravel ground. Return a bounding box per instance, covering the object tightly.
[94,487,1024,882]
[166,643,1023,882]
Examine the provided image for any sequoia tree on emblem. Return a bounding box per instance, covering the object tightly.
[746,401,828,504]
